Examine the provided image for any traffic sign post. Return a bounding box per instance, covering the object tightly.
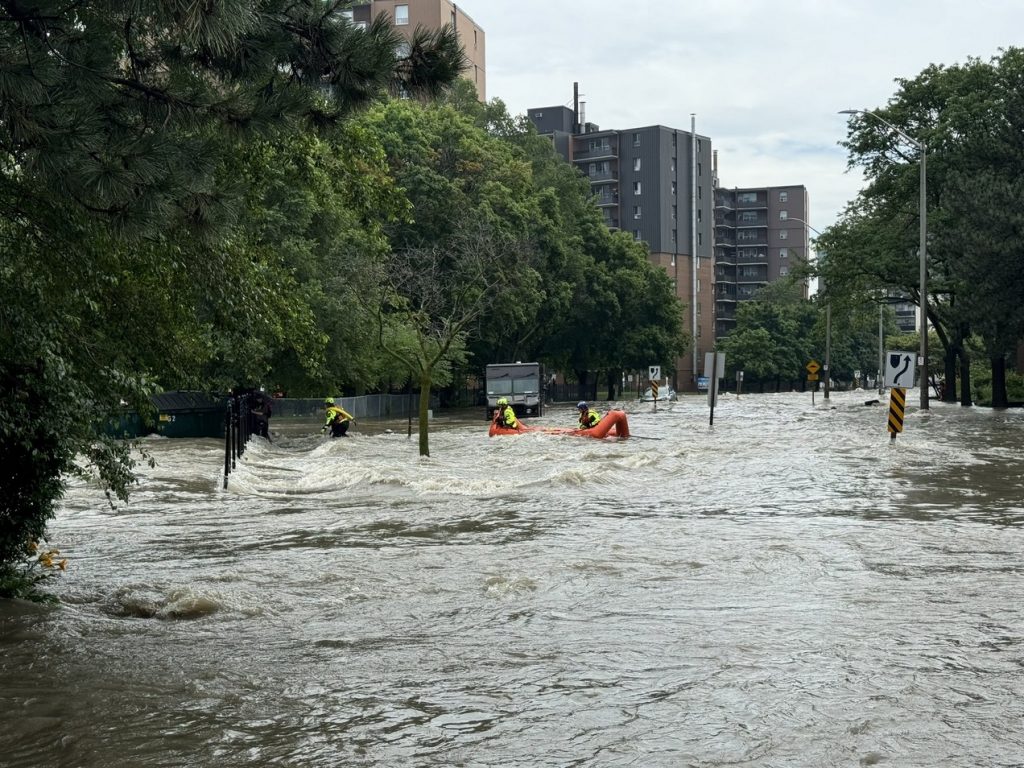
[703,352,725,424]
[888,387,906,441]
[884,350,915,389]
[806,360,820,404]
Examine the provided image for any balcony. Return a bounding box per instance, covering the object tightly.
[736,215,768,227]
[735,251,768,262]
[573,143,619,162]
[734,193,768,209]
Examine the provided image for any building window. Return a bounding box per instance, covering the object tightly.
[698,232,702,246]
[632,132,641,146]
[779,229,788,240]
[740,211,757,222]
[738,192,757,203]
[671,229,677,245]
[780,266,789,276]
[779,191,788,202]
[780,249,788,259]
[534,111,543,119]
[779,210,788,220]
[341,9,354,21]
[474,30,477,48]
[698,162,702,177]
[633,229,642,241]
[671,205,677,221]
[670,160,675,172]
[395,4,409,25]
[633,157,641,171]
[633,181,641,195]
[633,205,642,219]
[671,181,677,195]
[697,209,702,222]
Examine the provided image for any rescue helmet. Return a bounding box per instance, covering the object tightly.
[577,401,588,410]
[497,397,509,405]
[324,397,335,405]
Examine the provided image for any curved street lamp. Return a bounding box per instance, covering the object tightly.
[787,216,830,400]
[839,109,928,409]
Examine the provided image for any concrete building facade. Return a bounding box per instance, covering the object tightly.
[350,0,486,100]
[712,157,810,338]
[528,102,715,391]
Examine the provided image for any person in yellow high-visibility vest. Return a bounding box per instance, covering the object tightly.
[576,401,601,429]
[492,397,520,430]
[322,398,355,438]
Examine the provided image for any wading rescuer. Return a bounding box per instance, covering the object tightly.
[577,401,601,429]
[492,397,520,430]
[322,398,355,438]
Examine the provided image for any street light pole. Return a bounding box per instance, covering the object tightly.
[840,109,928,409]
[788,216,829,399]
[878,301,884,395]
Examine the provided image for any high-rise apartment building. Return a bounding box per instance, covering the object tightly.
[528,99,715,390]
[712,154,810,338]
[350,1,486,100]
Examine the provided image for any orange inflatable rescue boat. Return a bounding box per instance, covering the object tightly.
[489,410,630,439]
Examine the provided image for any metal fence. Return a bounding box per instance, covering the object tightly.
[268,393,439,420]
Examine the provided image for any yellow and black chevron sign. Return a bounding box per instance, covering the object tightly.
[888,386,906,435]
[651,381,659,399]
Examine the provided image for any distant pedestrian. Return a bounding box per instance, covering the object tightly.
[251,393,272,440]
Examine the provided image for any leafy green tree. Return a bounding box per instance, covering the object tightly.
[829,48,1024,406]
[366,222,520,455]
[719,282,817,390]
[352,99,542,453]
[0,1,466,595]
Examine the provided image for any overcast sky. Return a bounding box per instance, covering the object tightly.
[464,0,1024,235]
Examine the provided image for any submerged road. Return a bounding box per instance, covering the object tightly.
[2,390,1023,766]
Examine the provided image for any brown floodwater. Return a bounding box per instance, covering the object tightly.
[2,390,1022,767]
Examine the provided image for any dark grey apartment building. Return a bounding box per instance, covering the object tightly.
[712,157,810,338]
[528,102,715,390]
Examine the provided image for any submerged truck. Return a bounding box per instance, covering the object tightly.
[485,362,544,420]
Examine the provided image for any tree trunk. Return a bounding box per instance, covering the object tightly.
[990,354,1008,408]
[958,349,972,407]
[574,369,589,404]
[943,346,958,402]
[606,369,618,401]
[418,373,432,456]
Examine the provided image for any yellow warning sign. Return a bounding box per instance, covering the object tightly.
[806,360,820,375]
[650,381,660,398]
[888,386,906,435]
[807,374,819,382]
